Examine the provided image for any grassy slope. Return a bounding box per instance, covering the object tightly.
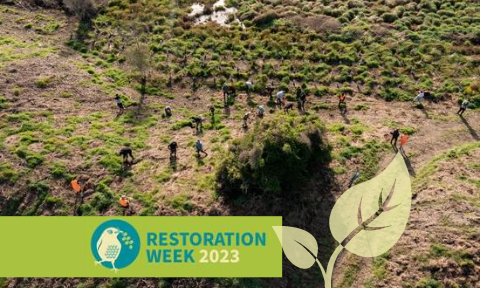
[0,0,479,287]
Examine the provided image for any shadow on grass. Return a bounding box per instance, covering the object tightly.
[218,158,339,287]
[460,115,479,141]
[399,147,416,177]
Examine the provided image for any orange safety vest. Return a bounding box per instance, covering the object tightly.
[71,180,81,194]
[119,198,129,208]
[400,135,409,146]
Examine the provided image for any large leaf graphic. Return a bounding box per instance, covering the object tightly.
[329,153,411,257]
[272,226,319,269]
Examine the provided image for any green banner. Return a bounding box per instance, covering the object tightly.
[0,217,282,277]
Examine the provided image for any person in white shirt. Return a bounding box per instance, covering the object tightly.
[413,91,425,103]
[246,81,253,97]
[457,99,469,116]
[114,94,125,116]
[276,90,285,108]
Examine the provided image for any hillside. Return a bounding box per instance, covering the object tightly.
[0,0,479,287]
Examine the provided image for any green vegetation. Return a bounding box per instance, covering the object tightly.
[63,0,479,103]
[34,76,53,89]
[217,113,330,194]
[0,96,7,109]
[337,255,361,288]
[413,142,480,192]
[0,163,19,185]
[415,277,441,288]
[372,252,391,280]
[429,244,474,271]
[165,193,193,213]
[0,1,478,286]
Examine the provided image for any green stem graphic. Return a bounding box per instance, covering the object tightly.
[316,244,344,288]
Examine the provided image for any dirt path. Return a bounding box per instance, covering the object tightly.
[321,96,480,287]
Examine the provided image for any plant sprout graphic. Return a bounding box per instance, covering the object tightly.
[273,153,412,288]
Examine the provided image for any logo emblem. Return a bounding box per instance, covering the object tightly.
[91,219,140,271]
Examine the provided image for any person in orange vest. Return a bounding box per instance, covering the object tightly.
[400,134,409,147]
[119,195,130,209]
[119,195,131,216]
[399,134,409,154]
[71,178,83,216]
[71,179,82,194]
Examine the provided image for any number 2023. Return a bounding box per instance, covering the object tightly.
[199,249,240,263]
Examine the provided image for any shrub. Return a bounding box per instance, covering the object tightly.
[415,278,441,288]
[217,114,330,195]
[383,13,398,23]
[24,181,50,215]
[252,11,278,26]
[34,76,53,89]
[50,162,73,180]
[26,153,44,168]
[400,127,416,135]
[0,163,19,185]
[90,180,115,213]
[12,87,22,96]
[0,96,7,109]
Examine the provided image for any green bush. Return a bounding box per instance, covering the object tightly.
[217,114,330,195]
[50,162,73,180]
[383,13,398,23]
[26,153,44,168]
[252,11,278,26]
[415,277,440,288]
[0,163,19,185]
[34,76,53,89]
[90,182,115,213]
[24,181,50,215]
[400,127,417,135]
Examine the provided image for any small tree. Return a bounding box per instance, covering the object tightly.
[63,0,106,21]
[126,43,153,115]
[63,0,107,40]
[216,113,331,195]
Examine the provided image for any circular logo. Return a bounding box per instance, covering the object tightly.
[91,219,140,270]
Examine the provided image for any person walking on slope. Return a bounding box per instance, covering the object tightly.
[276,90,285,109]
[338,93,347,114]
[457,99,470,116]
[119,195,131,216]
[222,82,232,106]
[266,84,275,102]
[246,81,253,98]
[413,90,425,104]
[165,106,172,117]
[115,94,125,116]
[208,105,215,120]
[348,170,361,188]
[168,141,178,159]
[297,85,308,112]
[257,105,266,119]
[390,128,400,147]
[195,140,208,158]
[296,87,303,110]
[119,147,134,165]
[192,116,203,133]
[399,134,409,154]
[243,112,251,129]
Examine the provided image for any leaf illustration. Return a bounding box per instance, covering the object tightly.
[272,226,319,269]
[329,153,412,257]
